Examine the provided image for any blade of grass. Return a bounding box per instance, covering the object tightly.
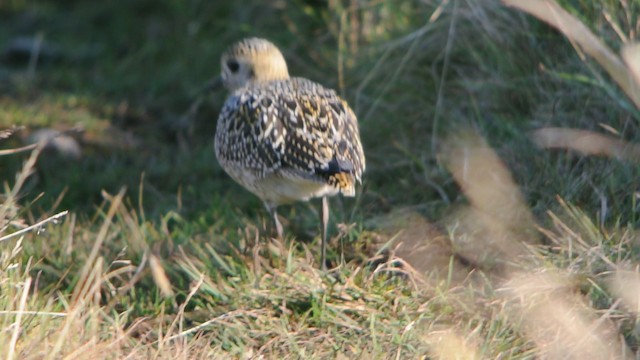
[503,0,640,110]
[7,277,32,360]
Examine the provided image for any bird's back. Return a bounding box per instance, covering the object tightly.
[215,77,365,205]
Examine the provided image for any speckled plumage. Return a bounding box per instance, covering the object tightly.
[216,77,364,201]
[214,37,365,268]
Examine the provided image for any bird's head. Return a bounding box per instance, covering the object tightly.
[220,37,290,92]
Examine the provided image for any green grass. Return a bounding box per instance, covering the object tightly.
[2,0,640,358]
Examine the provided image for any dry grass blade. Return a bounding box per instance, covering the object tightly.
[441,132,530,224]
[440,131,537,270]
[0,145,42,231]
[425,329,479,360]
[0,143,39,156]
[622,43,640,91]
[532,127,640,162]
[0,211,69,243]
[608,270,640,315]
[71,188,126,305]
[503,0,640,109]
[7,277,31,360]
[370,209,468,282]
[149,253,174,297]
[49,258,105,359]
[163,275,203,343]
[502,271,631,359]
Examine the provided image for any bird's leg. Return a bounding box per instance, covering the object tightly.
[321,196,329,271]
[267,204,284,239]
[266,204,285,267]
[274,210,283,239]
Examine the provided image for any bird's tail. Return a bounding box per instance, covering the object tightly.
[329,172,356,196]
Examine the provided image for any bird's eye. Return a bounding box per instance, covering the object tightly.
[227,60,240,73]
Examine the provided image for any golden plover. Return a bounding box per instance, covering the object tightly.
[214,37,365,269]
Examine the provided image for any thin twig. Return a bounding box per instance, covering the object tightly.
[0,143,39,156]
[0,310,67,317]
[165,310,246,342]
[0,210,69,243]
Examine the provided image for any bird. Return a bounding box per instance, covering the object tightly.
[214,37,365,270]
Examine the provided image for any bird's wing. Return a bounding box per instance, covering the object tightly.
[215,93,283,172]
[216,78,365,191]
[277,79,364,183]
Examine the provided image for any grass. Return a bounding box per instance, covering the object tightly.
[2,0,640,358]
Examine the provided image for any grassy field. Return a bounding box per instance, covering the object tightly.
[2,0,640,358]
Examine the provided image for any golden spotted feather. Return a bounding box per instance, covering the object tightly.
[215,77,365,204]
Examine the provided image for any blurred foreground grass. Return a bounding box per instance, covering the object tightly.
[2,0,640,358]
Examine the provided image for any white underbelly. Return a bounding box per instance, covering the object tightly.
[257,175,339,204]
[223,166,339,205]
